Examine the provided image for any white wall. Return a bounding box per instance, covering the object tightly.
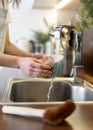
[57,9,76,25]
[9,3,57,43]
[8,0,81,51]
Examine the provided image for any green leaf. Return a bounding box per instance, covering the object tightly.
[76,0,93,29]
[31,17,54,45]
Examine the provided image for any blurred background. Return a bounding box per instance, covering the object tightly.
[8,0,81,55]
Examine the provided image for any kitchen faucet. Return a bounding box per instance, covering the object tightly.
[54,25,83,77]
[73,32,84,84]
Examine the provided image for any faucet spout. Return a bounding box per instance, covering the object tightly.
[73,31,83,84]
[54,25,75,77]
[52,25,83,77]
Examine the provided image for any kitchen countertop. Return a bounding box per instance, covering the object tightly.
[0,103,93,130]
[84,73,93,84]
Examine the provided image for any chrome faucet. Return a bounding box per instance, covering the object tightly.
[74,32,82,65]
[73,32,84,84]
[54,25,75,77]
[54,25,83,77]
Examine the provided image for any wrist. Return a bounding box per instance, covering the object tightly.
[26,52,34,57]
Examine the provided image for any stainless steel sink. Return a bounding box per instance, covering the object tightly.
[2,77,93,104]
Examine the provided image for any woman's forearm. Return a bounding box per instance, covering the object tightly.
[4,30,34,57]
[0,53,20,68]
[4,42,33,57]
[0,53,53,77]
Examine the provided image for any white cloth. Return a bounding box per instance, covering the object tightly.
[0,0,8,70]
[0,0,9,53]
[0,8,8,53]
[0,0,9,9]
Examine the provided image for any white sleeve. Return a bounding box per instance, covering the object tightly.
[7,9,11,23]
[0,0,11,23]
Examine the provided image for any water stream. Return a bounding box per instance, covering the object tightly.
[47,78,54,101]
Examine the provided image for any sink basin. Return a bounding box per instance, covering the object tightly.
[2,77,93,104]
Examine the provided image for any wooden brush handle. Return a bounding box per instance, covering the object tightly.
[2,106,44,118]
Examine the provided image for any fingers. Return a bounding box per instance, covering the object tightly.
[30,58,52,69]
[33,53,48,60]
[18,57,53,78]
[30,62,51,70]
[26,67,53,77]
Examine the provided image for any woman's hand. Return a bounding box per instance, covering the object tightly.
[32,53,49,61]
[33,53,54,64]
[18,57,53,78]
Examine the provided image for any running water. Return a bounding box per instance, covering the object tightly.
[47,78,54,102]
[46,58,55,101]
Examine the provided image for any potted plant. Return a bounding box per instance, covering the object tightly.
[32,18,54,54]
[74,0,93,31]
